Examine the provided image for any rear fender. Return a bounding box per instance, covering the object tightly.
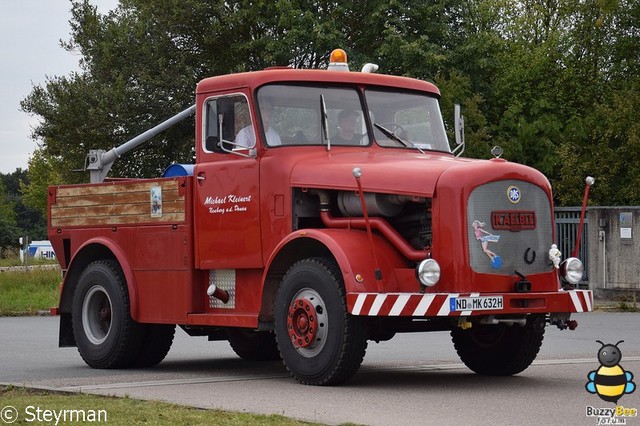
[59,237,139,321]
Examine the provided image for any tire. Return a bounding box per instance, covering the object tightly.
[227,329,281,361]
[71,260,144,369]
[451,315,545,376]
[134,324,176,368]
[275,258,368,385]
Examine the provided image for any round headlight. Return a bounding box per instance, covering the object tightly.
[416,258,440,287]
[560,257,583,285]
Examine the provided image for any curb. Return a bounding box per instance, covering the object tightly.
[0,310,52,317]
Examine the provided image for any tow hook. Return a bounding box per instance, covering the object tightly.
[552,319,578,330]
[514,271,532,292]
[457,318,473,330]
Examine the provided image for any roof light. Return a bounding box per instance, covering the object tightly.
[330,48,347,63]
[328,48,349,72]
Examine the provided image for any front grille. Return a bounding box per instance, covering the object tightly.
[467,180,553,275]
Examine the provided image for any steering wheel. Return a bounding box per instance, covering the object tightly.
[378,122,408,139]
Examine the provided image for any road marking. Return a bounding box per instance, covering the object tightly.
[57,374,291,392]
[360,356,640,373]
[532,356,640,365]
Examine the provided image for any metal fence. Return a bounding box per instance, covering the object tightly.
[554,207,589,284]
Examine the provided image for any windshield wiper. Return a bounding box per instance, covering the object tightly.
[320,94,330,151]
[373,123,424,154]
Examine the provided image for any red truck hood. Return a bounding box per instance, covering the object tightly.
[289,150,473,196]
[289,149,550,196]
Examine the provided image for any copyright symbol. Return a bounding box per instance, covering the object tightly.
[0,406,18,423]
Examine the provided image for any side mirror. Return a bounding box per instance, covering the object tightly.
[453,104,465,157]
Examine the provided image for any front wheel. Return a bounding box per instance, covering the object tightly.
[451,315,545,376]
[275,258,367,385]
[71,260,144,369]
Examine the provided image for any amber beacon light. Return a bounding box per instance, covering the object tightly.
[328,48,349,71]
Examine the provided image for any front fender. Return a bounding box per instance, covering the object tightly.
[265,228,408,294]
[60,237,139,321]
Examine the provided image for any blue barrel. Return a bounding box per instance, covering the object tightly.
[163,164,195,177]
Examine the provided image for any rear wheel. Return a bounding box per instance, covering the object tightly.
[227,329,280,361]
[72,260,144,368]
[275,258,368,385]
[451,315,545,376]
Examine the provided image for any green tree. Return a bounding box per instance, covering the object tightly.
[0,179,19,251]
[554,0,640,205]
[1,169,48,246]
[443,0,640,205]
[21,149,63,219]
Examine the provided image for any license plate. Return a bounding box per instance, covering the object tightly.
[450,296,503,311]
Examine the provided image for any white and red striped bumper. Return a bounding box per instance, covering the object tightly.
[347,289,593,317]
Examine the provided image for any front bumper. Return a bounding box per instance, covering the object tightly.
[348,289,592,317]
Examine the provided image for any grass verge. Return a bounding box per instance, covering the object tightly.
[0,386,319,425]
[0,254,58,267]
[0,268,60,316]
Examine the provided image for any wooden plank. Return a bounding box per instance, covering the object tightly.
[54,179,180,197]
[51,200,186,218]
[51,213,186,227]
[50,178,188,227]
[54,189,184,208]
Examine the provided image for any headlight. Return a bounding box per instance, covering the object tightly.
[416,258,440,287]
[560,257,583,285]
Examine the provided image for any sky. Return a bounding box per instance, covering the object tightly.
[0,1,118,174]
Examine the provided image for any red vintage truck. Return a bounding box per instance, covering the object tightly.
[48,50,592,385]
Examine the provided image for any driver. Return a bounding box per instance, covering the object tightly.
[332,109,363,145]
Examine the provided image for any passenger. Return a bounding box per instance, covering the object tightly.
[235,100,282,147]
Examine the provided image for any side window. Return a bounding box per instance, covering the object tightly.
[204,95,252,154]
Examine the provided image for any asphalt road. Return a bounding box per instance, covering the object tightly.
[1,312,640,425]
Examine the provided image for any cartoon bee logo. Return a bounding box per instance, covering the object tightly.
[586,340,636,403]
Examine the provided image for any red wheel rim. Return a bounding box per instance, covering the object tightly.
[287,298,318,348]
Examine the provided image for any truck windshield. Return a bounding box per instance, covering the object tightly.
[257,85,369,147]
[365,89,450,153]
[256,84,450,152]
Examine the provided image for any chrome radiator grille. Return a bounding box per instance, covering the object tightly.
[467,180,553,275]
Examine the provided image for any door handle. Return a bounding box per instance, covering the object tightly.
[197,172,206,185]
